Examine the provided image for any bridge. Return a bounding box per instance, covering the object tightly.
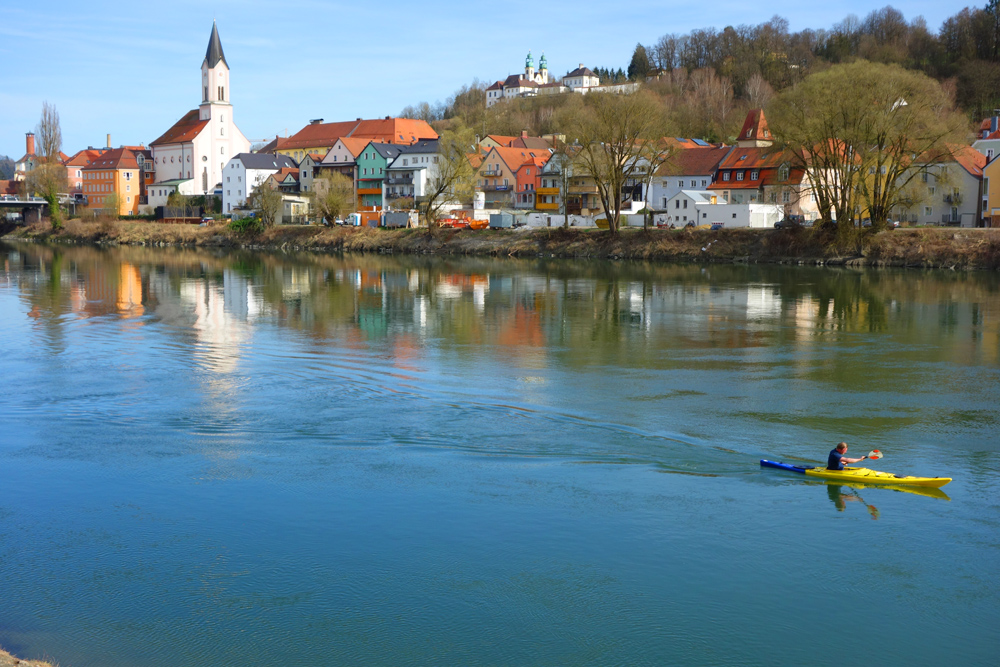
[0,197,49,224]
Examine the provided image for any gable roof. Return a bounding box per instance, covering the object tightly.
[234,153,297,170]
[204,22,227,69]
[269,167,299,184]
[483,146,547,172]
[64,149,103,168]
[674,190,717,204]
[486,80,504,91]
[150,110,209,146]
[922,144,987,178]
[565,66,596,78]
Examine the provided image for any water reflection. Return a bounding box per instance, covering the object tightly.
[826,484,881,519]
[5,243,998,372]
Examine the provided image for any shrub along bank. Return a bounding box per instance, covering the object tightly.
[4,219,1000,270]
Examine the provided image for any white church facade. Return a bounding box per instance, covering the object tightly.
[148,22,250,203]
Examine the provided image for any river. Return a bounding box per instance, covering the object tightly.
[1,242,998,666]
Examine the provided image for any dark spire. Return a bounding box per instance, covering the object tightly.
[204,21,227,68]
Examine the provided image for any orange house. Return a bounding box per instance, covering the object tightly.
[82,148,146,215]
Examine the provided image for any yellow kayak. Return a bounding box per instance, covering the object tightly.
[761,460,951,488]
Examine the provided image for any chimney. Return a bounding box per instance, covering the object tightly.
[579,63,584,69]
[106,134,111,149]
[992,112,999,135]
[385,115,391,120]
[310,118,323,125]
[521,130,528,138]
[25,132,35,156]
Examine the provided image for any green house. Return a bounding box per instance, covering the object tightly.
[355,142,403,209]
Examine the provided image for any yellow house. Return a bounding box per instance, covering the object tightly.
[81,147,148,216]
[980,153,1000,226]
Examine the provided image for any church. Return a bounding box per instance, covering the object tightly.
[147,22,250,205]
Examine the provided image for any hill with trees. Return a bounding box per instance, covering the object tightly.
[405,4,999,142]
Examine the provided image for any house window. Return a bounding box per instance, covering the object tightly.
[924,206,932,216]
[736,172,744,181]
[690,180,696,187]
[746,129,752,137]
[750,171,758,180]
[723,173,730,181]
[683,200,688,209]
[782,191,790,203]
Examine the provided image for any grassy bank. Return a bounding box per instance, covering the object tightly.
[4,219,1000,270]
[0,647,55,667]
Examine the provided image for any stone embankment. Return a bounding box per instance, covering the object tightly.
[4,220,1000,270]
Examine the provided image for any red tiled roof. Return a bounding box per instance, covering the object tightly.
[484,146,547,172]
[150,110,209,146]
[708,147,804,190]
[82,147,141,170]
[281,117,438,151]
[0,180,19,195]
[486,80,504,91]
[921,144,987,177]
[270,167,299,183]
[738,109,773,143]
[63,149,105,167]
[656,146,731,176]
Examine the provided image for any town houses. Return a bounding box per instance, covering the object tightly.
[9,22,997,230]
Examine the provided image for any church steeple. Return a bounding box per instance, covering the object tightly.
[200,21,230,110]
[204,21,227,69]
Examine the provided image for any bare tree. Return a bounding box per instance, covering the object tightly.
[38,102,63,161]
[248,180,283,227]
[26,102,67,228]
[418,126,475,231]
[744,72,775,109]
[566,91,669,233]
[313,173,355,224]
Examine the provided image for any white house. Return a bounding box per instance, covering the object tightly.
[221,153,296,214]
[563,65,600,90]
[663,190,781,227]
[894,146,984,227]
[386,139,441,201]
[148,22,250,197]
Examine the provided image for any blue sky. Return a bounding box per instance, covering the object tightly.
[0,1,964,160]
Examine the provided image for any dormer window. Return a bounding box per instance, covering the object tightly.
[746,129,752,138]
[737,171,744,181]
[778,165,789,181]
[750,170,758,180]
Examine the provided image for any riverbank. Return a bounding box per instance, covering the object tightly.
[0,647,54,667]
[4,219,1000,270]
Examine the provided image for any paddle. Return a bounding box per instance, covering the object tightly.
[857,449,883,463]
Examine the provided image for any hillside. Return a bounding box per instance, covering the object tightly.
[412,4,996,141]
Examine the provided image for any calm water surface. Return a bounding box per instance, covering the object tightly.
[1,242,998,666]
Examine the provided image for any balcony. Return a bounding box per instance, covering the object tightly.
[482,169,501,176]
[943,193,962,205]
[479,184,511,191]
[387,175,412,185]
[357,187,381,195]
[537,187,560,196]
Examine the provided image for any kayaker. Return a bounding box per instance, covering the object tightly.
[827,442,865,470]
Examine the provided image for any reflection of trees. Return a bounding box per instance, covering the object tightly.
[5,242,999,379]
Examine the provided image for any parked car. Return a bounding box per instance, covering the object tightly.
[774,215,805,229]
[710,223,724,231]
